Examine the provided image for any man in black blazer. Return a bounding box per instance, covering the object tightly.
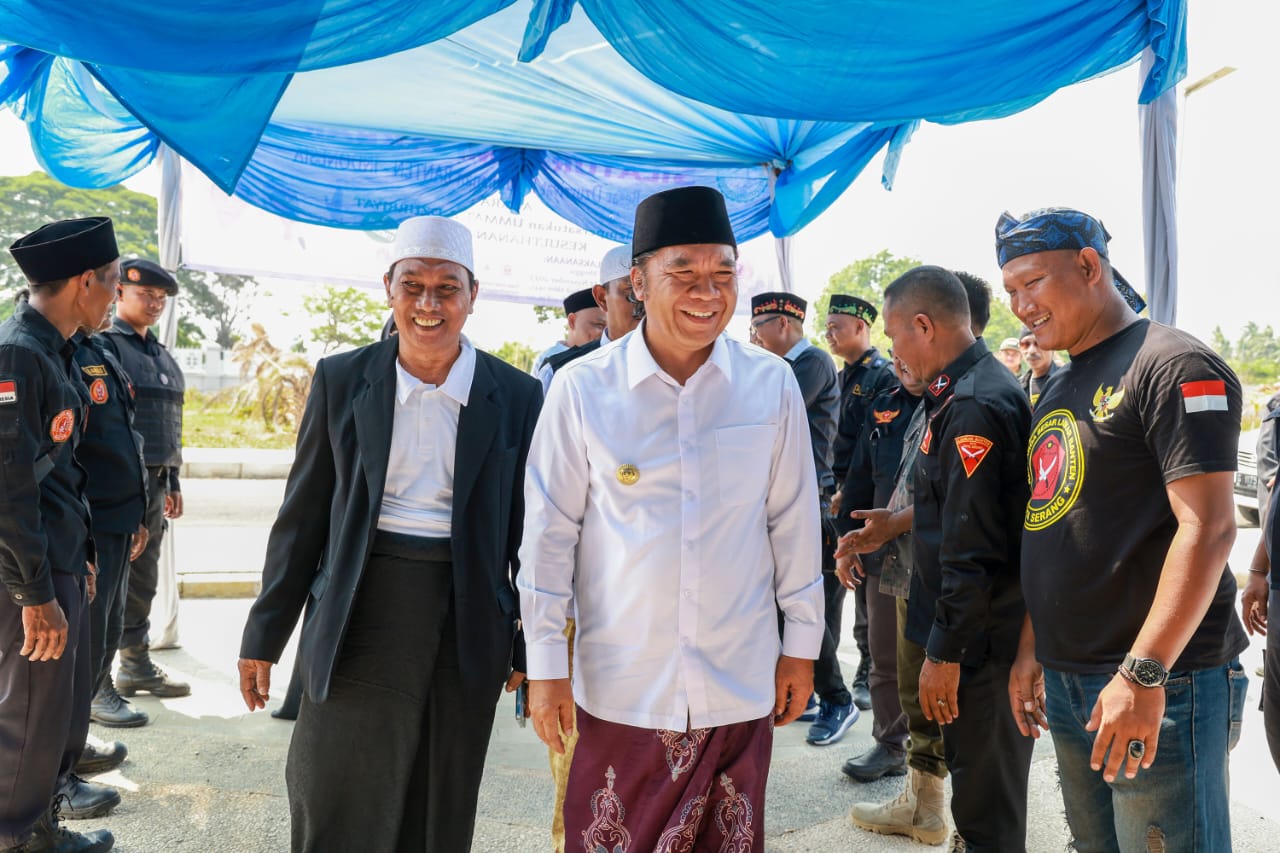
[237,215,541,852]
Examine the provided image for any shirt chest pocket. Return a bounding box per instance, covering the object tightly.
[715,424,776,505]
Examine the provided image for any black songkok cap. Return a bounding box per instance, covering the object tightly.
[751,292,806,321]
[121,258,179,295]
[562,288,598,315]
[631,186,737,258]
[9,217,118,283]
[828,294,877,324]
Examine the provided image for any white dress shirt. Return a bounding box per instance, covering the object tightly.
[376,337,476,538]
[517,324,825,730]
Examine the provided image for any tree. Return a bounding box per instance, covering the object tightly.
[492,341,538,373]
[811,250,921,354]
[0,171,259,348]
[982,298,1025,346]
[175,317,205,348]
[1212,323,1280,385]
[179,270,259,349]
[0,172,160,295]
[533,305,566,325]
[301,285,385,354]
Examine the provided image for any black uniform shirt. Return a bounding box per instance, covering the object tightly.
[102,316,184,491]
[785,340,839,491]
[1021,320,1249,673]
[73,333,148,534]
[840,385,921,572]
[906,340,1031,668]
[1264,406,1280,592]
[0,300,93,605]
[832,347,897,482]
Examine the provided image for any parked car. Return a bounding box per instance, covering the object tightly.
[1236,428,1261,526]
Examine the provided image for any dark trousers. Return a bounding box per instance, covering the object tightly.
[121,467,167,649]
[88,531,131,693]
[865,578,907,753]
[0,573,90,847]
[942,659,1033,853]
[813,569,851,706]
[285,534,500,853]
[852,581,869,660]
[1266,588,1280,773]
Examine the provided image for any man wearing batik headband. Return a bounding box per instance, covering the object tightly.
[520,186,823,851]
[239,215,541,851]
[1,217,119,852]
[1000,207,1249,852]
[750,291,856,746]
[824,293,896,715]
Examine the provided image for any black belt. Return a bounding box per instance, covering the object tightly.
[372,529,451,563]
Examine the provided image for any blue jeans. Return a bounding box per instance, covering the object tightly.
[1043,661,1248,853]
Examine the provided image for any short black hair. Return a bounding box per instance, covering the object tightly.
[884,266,971,328]
[951,271,991,335]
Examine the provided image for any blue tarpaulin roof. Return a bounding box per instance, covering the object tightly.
[0,0,1185,242]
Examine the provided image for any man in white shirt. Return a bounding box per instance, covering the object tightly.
[538,288,608,393]
[519,186,824,851]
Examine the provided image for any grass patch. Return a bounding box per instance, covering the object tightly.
[183,389,298,450]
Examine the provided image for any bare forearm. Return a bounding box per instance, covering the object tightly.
[1132,519,1235,666]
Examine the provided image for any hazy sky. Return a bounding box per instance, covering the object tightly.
[0,0,1273,352]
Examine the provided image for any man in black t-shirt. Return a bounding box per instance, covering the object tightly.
[1000,208,1249,853]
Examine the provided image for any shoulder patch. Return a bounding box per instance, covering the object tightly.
[50,409,74,442]
[0,379,15,405]
[1181,380,1228,414]
[954,435,993,477]
[81,364,108,377]
[89,378,109,404]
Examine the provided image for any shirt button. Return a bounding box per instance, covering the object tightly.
[682,589,693,599]
[684,490,695,501]
[680,636,690,646]
[683,540,694,550]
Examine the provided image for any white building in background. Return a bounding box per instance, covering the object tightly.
[174,346,240,393]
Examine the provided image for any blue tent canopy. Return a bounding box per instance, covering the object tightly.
[0,0,1185,245]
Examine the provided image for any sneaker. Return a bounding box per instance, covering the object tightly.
[796,694,820,723]
[806,700,859,746]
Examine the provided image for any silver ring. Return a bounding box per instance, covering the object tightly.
[1127,739,1145,761]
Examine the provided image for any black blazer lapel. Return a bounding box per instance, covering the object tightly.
[352,339,398,513]
[453,352,500,519]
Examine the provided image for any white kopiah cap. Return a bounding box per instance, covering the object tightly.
[390,215,474,274]
[598,244,632,285]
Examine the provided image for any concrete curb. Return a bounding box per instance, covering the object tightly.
[180,448,294,480]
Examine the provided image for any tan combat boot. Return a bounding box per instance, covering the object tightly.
[849,766,949,846]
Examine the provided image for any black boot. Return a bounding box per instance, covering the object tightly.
[74,737,129,775]
[851,652,872,711]
[116,645,190,698]
[16,796,114,852]
[89,677,149,728]
[55,777,120,821]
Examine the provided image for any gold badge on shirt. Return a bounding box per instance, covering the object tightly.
[616,464,640,486]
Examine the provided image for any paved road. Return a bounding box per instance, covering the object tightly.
[72,479,1277,851]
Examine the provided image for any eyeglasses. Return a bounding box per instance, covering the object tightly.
[750,316,782,330]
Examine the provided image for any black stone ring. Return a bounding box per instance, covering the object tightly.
[1127,739,1145,761]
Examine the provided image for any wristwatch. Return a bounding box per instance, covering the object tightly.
[1119,654,1168,688]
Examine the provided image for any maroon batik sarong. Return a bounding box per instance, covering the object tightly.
[564,705,773,853]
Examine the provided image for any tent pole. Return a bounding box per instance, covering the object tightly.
[1138,48,1178,326]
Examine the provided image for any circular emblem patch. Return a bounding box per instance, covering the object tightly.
[89,378,109,404]
[616,464,640,486]
[50,409,75,443]
[1025,408,1084,531]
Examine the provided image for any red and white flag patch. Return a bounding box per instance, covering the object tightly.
[1180,380,1228,414]
[0,379,15,405]
[954,435,993,478]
